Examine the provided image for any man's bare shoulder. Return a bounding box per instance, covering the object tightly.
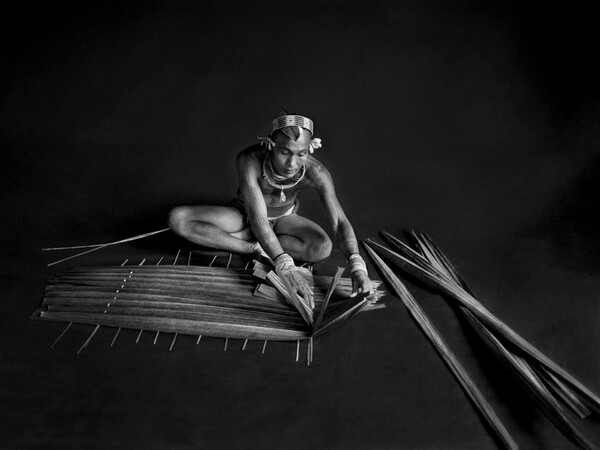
[236,145,266,172]
[306,156,334,189]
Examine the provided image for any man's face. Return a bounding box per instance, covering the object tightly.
[270,129,310,179]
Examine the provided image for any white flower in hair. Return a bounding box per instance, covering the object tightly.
[309,138,322,154]
[257,136,275,150]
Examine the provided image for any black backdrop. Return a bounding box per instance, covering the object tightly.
[2,1,599,448]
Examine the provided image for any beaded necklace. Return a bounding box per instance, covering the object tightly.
[262,155,306,202]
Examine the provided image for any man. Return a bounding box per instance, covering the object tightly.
[168,111,372,307]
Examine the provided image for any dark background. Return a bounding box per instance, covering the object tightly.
[1,1,599,448]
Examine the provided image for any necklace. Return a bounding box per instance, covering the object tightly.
[262,155,306,202]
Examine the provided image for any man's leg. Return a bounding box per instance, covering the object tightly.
[168,205,257,255]
[272,214,332,263]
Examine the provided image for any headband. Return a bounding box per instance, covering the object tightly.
[257,114,322,153]
[272,115,313,134]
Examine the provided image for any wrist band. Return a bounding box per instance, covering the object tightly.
[274,253,295,273]
[348,253,368,275]
[273,252,287,262]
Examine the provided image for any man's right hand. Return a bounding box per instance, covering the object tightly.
[274,253,314,308]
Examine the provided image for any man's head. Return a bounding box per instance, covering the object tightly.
[270,126,311,179]
[258,110,322,160]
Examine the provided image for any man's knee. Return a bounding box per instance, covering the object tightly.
[305,234,332,263]
[168,206,191,235]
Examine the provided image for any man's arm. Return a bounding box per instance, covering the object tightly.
[236,152,314,306]
[313,164,373,296]
[236,152,284,259]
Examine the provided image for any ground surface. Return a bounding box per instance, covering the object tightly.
[2,238,600,449]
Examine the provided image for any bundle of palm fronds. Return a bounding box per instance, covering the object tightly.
[363,232,599,450]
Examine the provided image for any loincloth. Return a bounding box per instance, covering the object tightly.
[231,196,299,227]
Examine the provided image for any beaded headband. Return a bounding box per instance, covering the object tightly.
[272,115,313,134]
[258,114,322,153]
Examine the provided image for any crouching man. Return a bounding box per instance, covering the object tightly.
[168,111,372,307]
